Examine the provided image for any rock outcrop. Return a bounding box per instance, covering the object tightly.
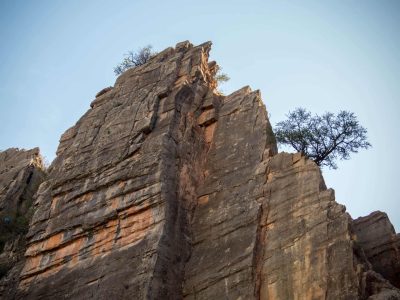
[353,211,400,289]
[0,148,46,299]
[1,41,399,299]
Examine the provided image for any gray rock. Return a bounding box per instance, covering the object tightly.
[0,147,46,299]
[353,211,400,289]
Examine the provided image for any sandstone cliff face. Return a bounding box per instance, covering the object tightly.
[17,41,223,299]
[0,148,46,299]
[353,212,400,289]
[1,41,399,299]
[0,148,45,224]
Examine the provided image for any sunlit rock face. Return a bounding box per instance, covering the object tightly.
[16,41,224,299]
[1,41,399,299]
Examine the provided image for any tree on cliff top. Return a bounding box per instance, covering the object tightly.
[114,45,156,75]
[274,108,371,169]
[114,45,231,92]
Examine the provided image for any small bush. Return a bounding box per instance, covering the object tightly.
[114,45,157,76]
[215,66,230,85]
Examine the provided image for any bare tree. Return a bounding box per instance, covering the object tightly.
[114,45,156,75]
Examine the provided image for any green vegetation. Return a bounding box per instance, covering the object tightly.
[274,108,371,169]
[114,45,157,76]
[114,45,230,87]
[215,66,230,85]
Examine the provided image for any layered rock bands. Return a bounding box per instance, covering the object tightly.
[0,41,399,299]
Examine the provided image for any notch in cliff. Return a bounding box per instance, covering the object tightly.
[0,41,399,300]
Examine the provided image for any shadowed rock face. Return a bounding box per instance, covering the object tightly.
[0,148,45,222]
[0,148,46,299]
[1,41,399,299]
[353,212,400,289]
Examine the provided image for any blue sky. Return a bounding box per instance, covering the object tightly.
[1,0,399,230]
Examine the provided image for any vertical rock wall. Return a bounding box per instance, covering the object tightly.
[16,41,218,299]
[353,212,400,289]
[256,153,361,299]
[183,86,277,299]
[1,41,399,299]
[0,148,46,299]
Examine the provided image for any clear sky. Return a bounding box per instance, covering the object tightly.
[1,0,399,230]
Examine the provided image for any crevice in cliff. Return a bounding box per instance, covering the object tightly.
[146,42,218,298]
[253,182,271,299]
[147,78,212,299]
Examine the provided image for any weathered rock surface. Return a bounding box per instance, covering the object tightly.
[0,148,45,222]
[353,211,400,289]
[1,41,399,299]
[183,86,277,299]
[256,153,360,299]
[0,148,46,299]
[16,41,220,299]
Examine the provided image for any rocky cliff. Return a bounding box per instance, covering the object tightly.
[0,41,399,299]
[0,148,46,299]
[353,212,400,290]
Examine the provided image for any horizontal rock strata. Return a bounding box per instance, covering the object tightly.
[16,41,219,299]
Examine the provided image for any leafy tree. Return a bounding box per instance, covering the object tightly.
[274,107,371,169]
[114,45,156,75]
